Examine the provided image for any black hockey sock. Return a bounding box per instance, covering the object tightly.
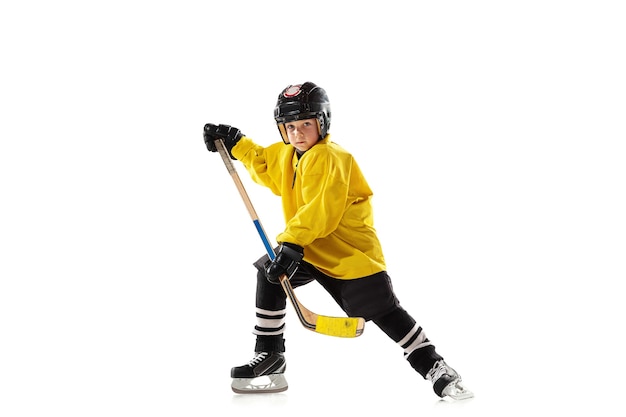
[255,335,286,353]
[407,345,444,378]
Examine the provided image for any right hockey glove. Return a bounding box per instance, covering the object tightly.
[203,123,243,160]
[265,243,304,284]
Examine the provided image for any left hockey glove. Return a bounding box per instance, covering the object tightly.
[203,123,244,160]
[265,243,304,284]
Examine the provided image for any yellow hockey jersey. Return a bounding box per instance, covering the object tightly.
[231,135,386,280]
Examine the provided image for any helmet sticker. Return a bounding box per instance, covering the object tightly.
[283,85,302,98]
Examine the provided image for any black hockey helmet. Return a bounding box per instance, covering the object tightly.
[274,82,331,144]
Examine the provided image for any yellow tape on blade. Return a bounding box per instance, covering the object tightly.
[316,316,359,338]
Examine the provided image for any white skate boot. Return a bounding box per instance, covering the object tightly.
[426,360,474,400]
[230,352,288,394]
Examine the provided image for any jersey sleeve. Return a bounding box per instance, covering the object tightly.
[232,137,284,196]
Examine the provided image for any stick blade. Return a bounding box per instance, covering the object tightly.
[280,275,366,338]
[315,315,365,338]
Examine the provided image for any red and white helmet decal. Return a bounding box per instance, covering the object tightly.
[283,85,302,98]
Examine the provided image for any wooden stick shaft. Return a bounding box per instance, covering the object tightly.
[215,140,275,258]
[214,140,311,316]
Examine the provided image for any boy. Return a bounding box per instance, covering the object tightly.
[203,82,473,400]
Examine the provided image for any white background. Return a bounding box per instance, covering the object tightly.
[1,1,625,416]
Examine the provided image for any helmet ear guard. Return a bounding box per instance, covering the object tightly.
[274,82,331,144]
[277,123,289,143]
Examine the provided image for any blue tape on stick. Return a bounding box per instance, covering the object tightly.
[253,219,275,260]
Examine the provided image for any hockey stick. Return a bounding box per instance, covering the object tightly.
[213,138,365,338]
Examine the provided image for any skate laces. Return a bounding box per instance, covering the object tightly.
[247,352,269,367]
[427,360,458,383]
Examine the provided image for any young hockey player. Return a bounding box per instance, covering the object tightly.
[203,82,473,400]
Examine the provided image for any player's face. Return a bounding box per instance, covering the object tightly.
[284,118,320,152]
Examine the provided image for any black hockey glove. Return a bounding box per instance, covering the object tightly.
[203,123,244,160]
[265,243,304,284]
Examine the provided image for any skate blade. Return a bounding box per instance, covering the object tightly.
[231,374,288,394]
[442,381,474,401]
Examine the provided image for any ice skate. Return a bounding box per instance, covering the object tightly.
[426,360,474,401]
[230,352,288,394]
